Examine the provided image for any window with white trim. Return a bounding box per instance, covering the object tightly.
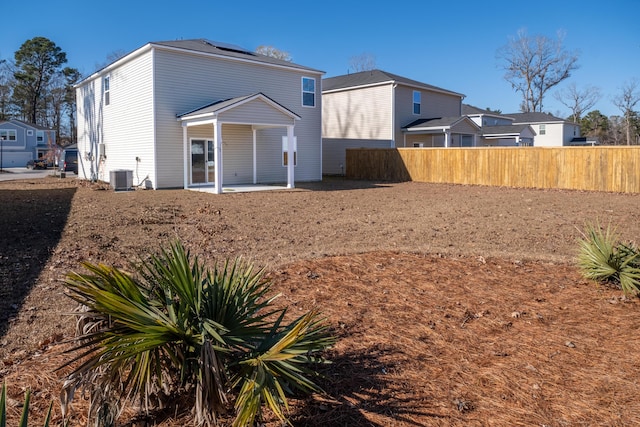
[539,124,546,135]
[103,75,110,106]
[36,130,44,143]
[413,91,421,114]
[0,129,17,141]
[282,136,297,167]
[302,77,315,107]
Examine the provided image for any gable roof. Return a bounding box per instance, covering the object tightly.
[79,39,323,85]
[177,92,300,121]
[323,69,464,98]
[506,112,568,124]
[0,119,53,131]
[152,39,322,73]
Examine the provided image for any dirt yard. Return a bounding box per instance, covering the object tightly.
[1,175,639,426]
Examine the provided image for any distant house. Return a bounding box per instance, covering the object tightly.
[462,105,535,146]
[505,112,580,147]
[322,69,475,175]
[75,39,323,192]
[0,119,56,168]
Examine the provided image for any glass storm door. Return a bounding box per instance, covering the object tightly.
[191,140,214,184]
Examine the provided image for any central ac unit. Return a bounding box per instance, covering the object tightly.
[110,169,133,191]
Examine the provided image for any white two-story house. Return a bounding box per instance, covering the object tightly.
[505,112,580,147]
[75,39,323,192]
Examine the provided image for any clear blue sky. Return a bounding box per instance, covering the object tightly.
[1,0,638,117]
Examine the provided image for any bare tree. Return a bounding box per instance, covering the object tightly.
[255,45,292,62]
[93,49,128,73]
[554,82,601,122]
[349,52,376,73]
[498,29,579,113]
[612,79,640,145]
[0,58,14,120]
[608,115,625,145]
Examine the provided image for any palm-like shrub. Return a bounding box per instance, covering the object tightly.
[577,223,640,296]
[60,242,334,426]
[0,382,53,427]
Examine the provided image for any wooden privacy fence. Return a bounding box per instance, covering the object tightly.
[346,147,640,193]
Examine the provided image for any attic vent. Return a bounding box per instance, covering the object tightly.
[110,169,133,191]
[202,39,254,55]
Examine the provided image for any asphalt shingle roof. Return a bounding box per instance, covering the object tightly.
[505,112,565,123]
[152,39,323,73]
[403,117,467,129]
[322,69,463,97]
[481,124,532,136]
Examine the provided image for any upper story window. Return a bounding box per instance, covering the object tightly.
[539,124,546,135]
[0,129,17,141]
[36,130,44,143]
[302,77,315,107]
[103,75,110,106]
[413,91,421,115]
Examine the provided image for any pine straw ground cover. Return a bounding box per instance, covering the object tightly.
[1,176,640,426]
[4,253,640,426]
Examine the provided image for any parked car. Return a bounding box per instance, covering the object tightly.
[60,148,78,174]
[26,159,48,170]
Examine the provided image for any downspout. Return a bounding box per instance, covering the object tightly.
[391,83,398,147]
[182,125,188,188]
[252,127,257,184]
[213,119,222,194]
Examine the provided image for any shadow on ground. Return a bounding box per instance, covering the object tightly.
[0,187,76,339]
[288,347,448,426]
[297,176,398,192]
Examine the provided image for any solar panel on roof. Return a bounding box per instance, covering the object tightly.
[203,39,253,55]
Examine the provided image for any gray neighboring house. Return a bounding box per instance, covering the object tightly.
[75,39,323,192]
[0,119,56,168]
[462,104,536,146]
[322,69,477,175]
[505,112,580,147]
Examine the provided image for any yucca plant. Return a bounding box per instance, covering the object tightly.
[577,223,640,296]
[0,382,53,427]
[59,241,334,426]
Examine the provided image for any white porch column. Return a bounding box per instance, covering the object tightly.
[472,133,477,147]
[213,120,223,194]
[182,125,188,189]
[252,128,257,184]
[444,131,451,147]
[286,125,295,189]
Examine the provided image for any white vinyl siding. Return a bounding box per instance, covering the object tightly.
[76,51,155,185]
[153,48,322,187]
[76,45,322,189]
[322,84,393,140]
[220,124,254,185]
[220,98,296,125]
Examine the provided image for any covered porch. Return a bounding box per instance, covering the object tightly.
[402,116,480,147]
[177,93,300,194]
